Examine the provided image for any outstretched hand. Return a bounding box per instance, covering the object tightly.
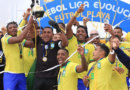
[77,45,84,57]
[77,4,85,13]
[112,37,120,50]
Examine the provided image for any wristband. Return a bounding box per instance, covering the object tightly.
[74,11,79,17]
[110,50,115,54]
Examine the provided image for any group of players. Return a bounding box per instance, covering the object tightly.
[0,4,130,90]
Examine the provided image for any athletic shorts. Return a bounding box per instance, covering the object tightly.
[4,72,26,90]
[78,79,89,90]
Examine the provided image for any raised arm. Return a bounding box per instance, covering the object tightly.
[66,4,85,39]
[49,20,68,48]
[17,9,30,36]
[83,17,90,38]
[113,37,130,71]
[8,9,34,44]
[104,24,116,63]
[76,45,88,73]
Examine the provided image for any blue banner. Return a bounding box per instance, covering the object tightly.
[39,0,130,33]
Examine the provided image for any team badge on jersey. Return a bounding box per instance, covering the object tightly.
[85,49,89,54]
[121,47,124,50]
[97,62,101,69]
[62,70,66,76]
[50,43,55,49]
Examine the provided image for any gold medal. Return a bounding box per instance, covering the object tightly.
[42,57,47,62]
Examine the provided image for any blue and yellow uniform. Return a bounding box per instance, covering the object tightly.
[2,35,26,90]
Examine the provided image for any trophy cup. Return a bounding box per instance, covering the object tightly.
[31,0,44,18]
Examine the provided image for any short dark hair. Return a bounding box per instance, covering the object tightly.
[43,26,53,32]
[58,22,65,28]
[6,21,18,31]
[98,44,110,57]
[114,27,122,32]
[37,26,44,30]
[59,48,69,55]
[77,25,87,33]
[6,21,18,28]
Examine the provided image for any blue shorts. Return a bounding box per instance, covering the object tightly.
[78,79,89,90]
[4,72,26,90]
[126,77,129,87]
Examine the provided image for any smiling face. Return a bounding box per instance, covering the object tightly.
[57,49,69,65]
[7,24,17,37]
[76,27,87,43]
[91,35,100,46]
[42,28,54,43]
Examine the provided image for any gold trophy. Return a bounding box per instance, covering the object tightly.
[31,0,44,17]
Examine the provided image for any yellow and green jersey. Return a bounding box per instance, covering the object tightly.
[67,35,95,79]
[87,57,114,90]
[1,35,26,73]
[58,62,78,90]
[23,47,36,77]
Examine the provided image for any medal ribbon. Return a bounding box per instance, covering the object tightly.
[87,58,103,76]
[42,41,52,57]
[30,48,33,57]
[18,43,22,58]
[58,61,70,85]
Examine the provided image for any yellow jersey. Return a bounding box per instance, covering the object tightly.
[68,35,95,79]
[58,61,78,90]
[106,41,129,90]
[106,41,130,50]
[1,35,26,73]
[23,47,36,77]
[125,32,130,42]
[87,57,114,90]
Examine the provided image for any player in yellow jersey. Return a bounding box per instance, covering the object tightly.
[106,27,130,51]
[106,27,130,90]
[23,31,36,77]
[125,32,130,42]
[66,4,95,90]
[2,9,35,90]
[57,45,88,90]
[83,24,116,90]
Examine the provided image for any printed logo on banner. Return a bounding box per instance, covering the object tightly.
[39,0,130,33]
